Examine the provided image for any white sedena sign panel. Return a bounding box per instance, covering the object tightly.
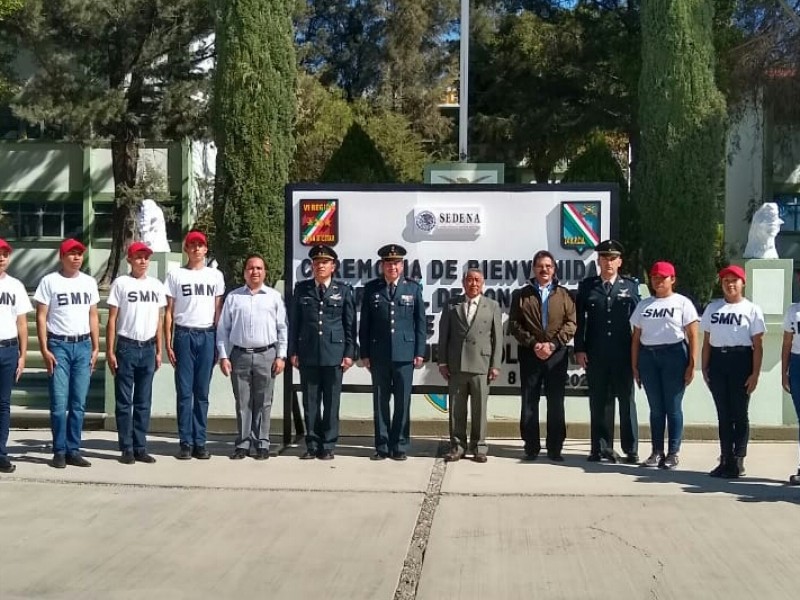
[285,184,618,396]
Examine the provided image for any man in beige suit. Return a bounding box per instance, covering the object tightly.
[438,269,503,463]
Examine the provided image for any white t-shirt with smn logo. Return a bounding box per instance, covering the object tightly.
[0,273,33,340]
[34,271,100,336]
[782,302,800,355]
[630,293,699,346]
[108,274,168,341]
[165,266,225,328]
[701,298,765,348]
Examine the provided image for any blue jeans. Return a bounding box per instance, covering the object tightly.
[638,342,688,456]
[788,354,800,444]
[114,338,156,453]
[173,327,215,447]
[0,344,19,457]
[48,338,92,455]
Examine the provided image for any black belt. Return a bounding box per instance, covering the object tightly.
[175,325,215,332]
[712,346,752,354]
[233,344,276,354]
[641,341,685,350]
[48,333,90,342]
[118,336,156,347]
[0,337,18,347]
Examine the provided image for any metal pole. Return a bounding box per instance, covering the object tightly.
[458,0,469,162]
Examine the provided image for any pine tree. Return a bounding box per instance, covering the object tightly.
[634,0,726,301]
[212,0,296,286]
[320,122,394,183]
[3,0,213,285]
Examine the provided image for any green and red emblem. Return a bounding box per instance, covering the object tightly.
[300,199,339,246]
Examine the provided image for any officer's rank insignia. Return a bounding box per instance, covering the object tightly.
[330,293,342,300]
[560,201,601,255]
[300,199,339,246]
[617,289,631,298]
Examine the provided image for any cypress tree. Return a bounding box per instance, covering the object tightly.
[634,0,726,301]
[213,0,296,286]
[320,122,395,184]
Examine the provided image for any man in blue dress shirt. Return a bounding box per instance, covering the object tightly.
[359,244,426,461]
[217,254,288,460]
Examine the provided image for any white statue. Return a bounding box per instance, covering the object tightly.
[743,202,783,259]
[137,198,171,252]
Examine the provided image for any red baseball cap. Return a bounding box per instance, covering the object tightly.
[127,241,154,258]
[59,238,86,256]
[184,231,207,247]
[0,238,12,253]
[650,261,676,278]
[719,265,746,284]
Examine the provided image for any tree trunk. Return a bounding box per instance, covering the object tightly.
[99,131,139,287]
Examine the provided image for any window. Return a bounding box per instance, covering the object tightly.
[0,202,83,238]
[775,194,800,232]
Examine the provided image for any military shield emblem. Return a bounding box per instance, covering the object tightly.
[560,201,601,255]
[300,199,339,246]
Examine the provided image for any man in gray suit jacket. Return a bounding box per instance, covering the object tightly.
[438,269,503,463]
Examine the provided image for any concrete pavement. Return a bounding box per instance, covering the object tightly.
[1,431,799,599]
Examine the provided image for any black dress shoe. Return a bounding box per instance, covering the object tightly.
[371,452,388,461]
[444,450,462,462]
[522,452,539,461]
[547,451,565,462]
[624,453,640,465]
[390,451,407,461]
[51,453,66,469]
[134,452,156,464]
[66,453,91,467]
[587,453,601,462]
[473,454,488,464]
[300,451,318,460]
[318,450,335,460]
[0,457,16,473]
[253,448,269,460]
[601,449,620,464]
[119,451,135,465]
[192,446,211,460]
[230,448,248,460]
[176,445,192,460]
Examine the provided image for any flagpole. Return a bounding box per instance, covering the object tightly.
[459,0,469,162]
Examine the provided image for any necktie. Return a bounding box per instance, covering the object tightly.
[389,283,397,298]
[603,281,612,294]
[318,283,326,300]
[466,300,476,324]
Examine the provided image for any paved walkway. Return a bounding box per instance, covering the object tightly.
[1,431,799,599]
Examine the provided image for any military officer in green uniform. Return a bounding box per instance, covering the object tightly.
[359,244,426,461]
[290,245,357,460]
[574,239,641,463]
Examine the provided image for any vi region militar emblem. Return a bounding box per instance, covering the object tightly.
[300,199,339,246]
[560,201,601,255]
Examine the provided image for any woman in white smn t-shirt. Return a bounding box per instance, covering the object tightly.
[700,265,765,479]
[780,283,800,486]
[630,261,699,471]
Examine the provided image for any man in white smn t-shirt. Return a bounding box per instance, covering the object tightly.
[164,230,225,460]
[34,238,100,469]
[107,242,167,465]
[0,238,33,474]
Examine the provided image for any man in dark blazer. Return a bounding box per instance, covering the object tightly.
[359,244,426,461]
[574,239,641,464]
[438,269,503,463]
[508,250,577,461]
[289,245,357,460]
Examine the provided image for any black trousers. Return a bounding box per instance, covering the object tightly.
[587,357,638,455]
[300,365,343,452]
[519,346,568,455]
[708,347,753,458]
